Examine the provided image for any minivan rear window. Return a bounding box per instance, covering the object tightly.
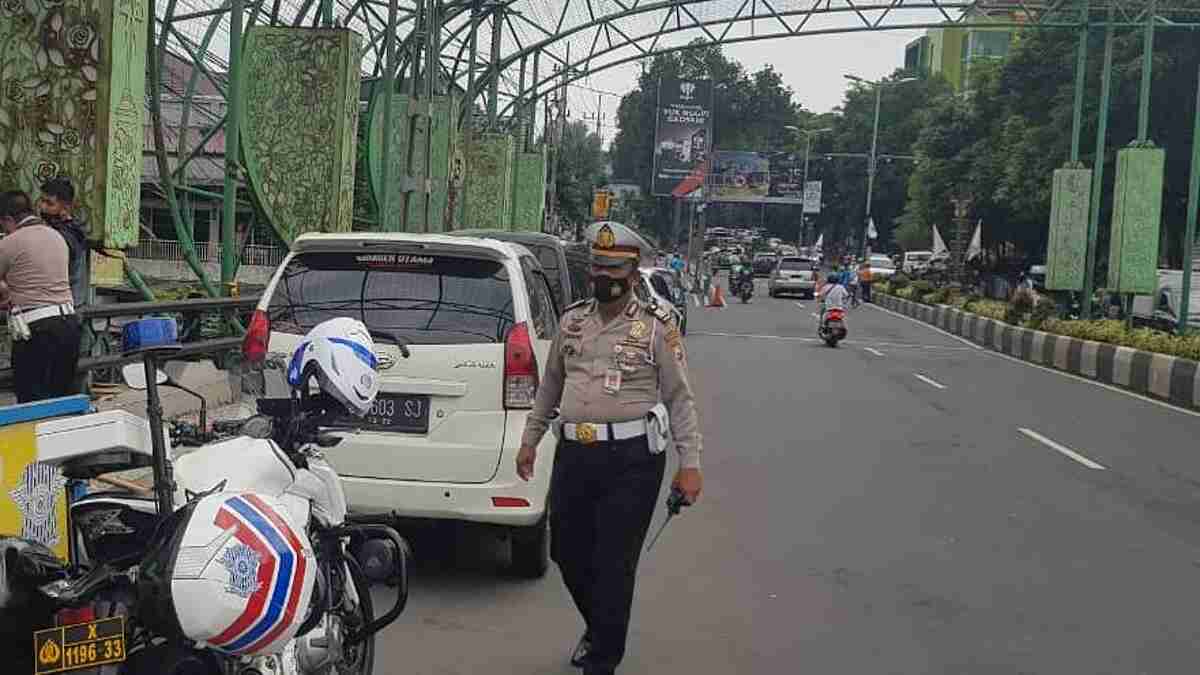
[268,251,515,344]
[779,259,810,271]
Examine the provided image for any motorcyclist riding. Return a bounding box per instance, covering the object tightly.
[818,272,851,324]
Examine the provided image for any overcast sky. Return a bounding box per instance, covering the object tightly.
[565,30,926,148]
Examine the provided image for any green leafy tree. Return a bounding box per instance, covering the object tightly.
[554,120,608,227]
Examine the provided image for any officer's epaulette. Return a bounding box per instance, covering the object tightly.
[562,298,592,316]
[643,300,675,326]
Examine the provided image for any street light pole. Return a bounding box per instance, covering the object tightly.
[864,83,883,258]
[786,125,833,248]
[844,74,916,258]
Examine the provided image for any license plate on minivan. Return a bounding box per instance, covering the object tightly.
[355,394,431,433]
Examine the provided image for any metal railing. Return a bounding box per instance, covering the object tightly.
[0,296,262,389]
[128,239,288,268]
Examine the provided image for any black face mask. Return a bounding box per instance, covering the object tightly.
[592,275,631,303]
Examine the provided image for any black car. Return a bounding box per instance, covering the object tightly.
[752,255,777,276]
[451,230,578,309]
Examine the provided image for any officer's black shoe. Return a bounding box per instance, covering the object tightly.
[570,632,592,668]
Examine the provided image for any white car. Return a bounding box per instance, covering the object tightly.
[866,255,898,279]
[245,232,561,577]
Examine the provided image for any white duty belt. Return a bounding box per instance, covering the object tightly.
[562,419,647,444]
[13,303,74,324]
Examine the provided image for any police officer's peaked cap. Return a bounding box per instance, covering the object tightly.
[585,221,651,268]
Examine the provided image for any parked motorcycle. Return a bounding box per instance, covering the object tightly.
[818,307,848,347]
[1,316,411,675]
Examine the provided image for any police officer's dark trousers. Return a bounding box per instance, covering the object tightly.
[551,434,666,674]
[12,314,81,403]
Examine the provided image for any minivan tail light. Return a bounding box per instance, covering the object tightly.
[243,309,270,363]
[504,322,538,409]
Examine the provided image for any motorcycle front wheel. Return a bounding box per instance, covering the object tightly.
[335,558,376,675]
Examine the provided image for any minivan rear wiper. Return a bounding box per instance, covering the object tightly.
[369,329,412,358]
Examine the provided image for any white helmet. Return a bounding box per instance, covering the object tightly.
[286,317,379,417]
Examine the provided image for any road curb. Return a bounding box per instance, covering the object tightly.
[876,294,1198,410]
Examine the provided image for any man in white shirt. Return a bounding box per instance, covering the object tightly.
[818,273,851,324]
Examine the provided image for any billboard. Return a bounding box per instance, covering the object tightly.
[652,78,713,196]
[707,151,806,204]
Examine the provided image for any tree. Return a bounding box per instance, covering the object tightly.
[554,120,607,227]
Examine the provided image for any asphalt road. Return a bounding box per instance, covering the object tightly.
[371,278,1200,674]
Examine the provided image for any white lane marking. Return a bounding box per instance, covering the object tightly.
[864,347,885,357]
[913,373,947,390]
[693,294,701,307]
[1019,428,1107,470]
[794,302,805,309]
[810,313,820,319]
[865,303,983,350]
[871,299,1200,419]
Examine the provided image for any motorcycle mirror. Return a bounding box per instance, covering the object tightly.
[122,363,168,390]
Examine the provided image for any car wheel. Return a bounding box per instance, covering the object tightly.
[510,513,550,579]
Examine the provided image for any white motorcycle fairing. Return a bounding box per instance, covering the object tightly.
[173,435,348,528]
[169,491,316,656]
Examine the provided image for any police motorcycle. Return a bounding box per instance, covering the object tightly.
[1,316,410,675]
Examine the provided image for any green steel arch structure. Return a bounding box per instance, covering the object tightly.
[144,0,1200,295]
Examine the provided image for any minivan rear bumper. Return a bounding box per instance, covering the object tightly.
[341,471,548,527]
[339,411,554,528]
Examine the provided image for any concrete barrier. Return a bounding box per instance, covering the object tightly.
[877,294,1199,410]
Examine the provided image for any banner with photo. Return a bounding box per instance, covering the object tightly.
[652,78,713,196]
[707,151,807,204]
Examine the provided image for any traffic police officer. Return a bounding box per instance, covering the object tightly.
[517,221,704,675]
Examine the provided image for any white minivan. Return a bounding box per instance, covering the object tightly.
[244,232,562,577]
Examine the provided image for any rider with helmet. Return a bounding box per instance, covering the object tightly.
[818,272,851,325]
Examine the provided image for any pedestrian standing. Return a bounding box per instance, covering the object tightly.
[0,190,82,403]
[37,177,89,309]
[517,222,704,675]
[858,261,873,304]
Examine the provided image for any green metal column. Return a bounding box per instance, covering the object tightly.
[487,4,503,127]
[1069,0,1089,163]
[221,0,244,295]
[1179,66,1200,334]
[465,3,479,136]
[1081,5,1116,321]
[378,0,400,231]
[1137,0,1156,142]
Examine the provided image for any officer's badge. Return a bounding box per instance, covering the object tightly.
[219,543,264,598]
[629,321,648,339]
[624,302,639,318]
[562,341,580,357]
[596,225,617,250]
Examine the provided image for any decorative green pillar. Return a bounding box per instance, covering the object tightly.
[463,133,515,230]
[368,91,411,232]
[0,0,147,249]
[1046,167,1092,291]
[511,147,547,231]
[1107,147,1165,294]
[239,27,363,244]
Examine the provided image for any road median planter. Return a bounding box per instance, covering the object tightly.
[876,293,1200,411]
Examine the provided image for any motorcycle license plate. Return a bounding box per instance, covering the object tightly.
[352,393,431,433]
[33,617,125,674]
